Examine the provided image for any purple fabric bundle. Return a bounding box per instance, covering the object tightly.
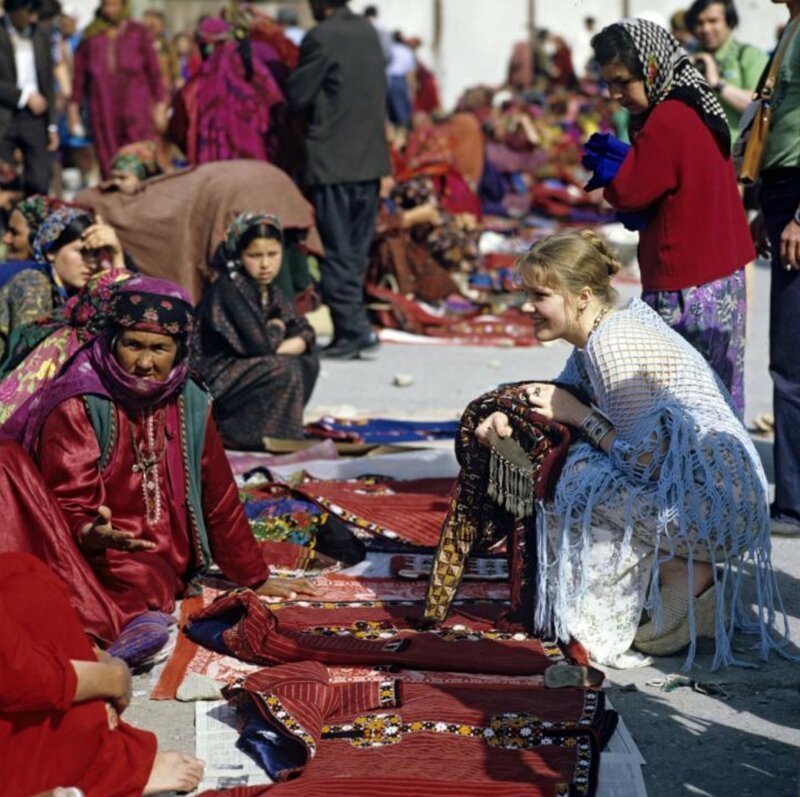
[107,610,176,667]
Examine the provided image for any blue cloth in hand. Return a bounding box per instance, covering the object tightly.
[582,132,655,232]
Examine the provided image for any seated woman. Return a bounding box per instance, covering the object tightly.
[0,551,204,797]
[17,275,315,622]
[475,230,786,669]
[0,206,124,361]
[0,269,133,421]
[193,213,319,448]
[3,194,68,262]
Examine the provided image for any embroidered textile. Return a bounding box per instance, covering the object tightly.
[423,384,574,629]
[212,660,611,796]
[188,588,571,675]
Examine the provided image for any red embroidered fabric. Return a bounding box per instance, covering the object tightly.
[203,661,613,797]
[189,589,573,675]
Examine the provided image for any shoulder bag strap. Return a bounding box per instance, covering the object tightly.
[755,17,800,100]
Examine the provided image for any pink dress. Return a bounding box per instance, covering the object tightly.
[72,21,164,177]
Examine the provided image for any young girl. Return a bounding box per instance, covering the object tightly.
[193,213,319,449]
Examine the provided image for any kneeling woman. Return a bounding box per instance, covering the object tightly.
[194,213,319,449]
[18,276,315,620]
[476,231,786,669]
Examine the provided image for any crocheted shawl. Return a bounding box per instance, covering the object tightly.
[539,298,788,669]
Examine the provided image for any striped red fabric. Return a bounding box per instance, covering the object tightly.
[296,478,454,546]
[190,589,569,675]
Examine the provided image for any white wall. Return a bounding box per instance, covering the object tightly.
[353,0,789,110]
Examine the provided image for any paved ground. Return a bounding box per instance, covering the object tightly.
[128,259,800,796]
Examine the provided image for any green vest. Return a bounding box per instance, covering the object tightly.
[83,379,213,574]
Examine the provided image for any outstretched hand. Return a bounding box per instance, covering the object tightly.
[255,577,322,600]
[79,506,157,553]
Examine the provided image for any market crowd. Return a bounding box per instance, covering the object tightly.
[0,0,798,794]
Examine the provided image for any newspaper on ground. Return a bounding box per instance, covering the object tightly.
[195,700,272,792]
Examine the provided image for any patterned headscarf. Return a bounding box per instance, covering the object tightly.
[110,140,159,181]
[111,276,194,339]
[615,18,731,154]
[16,195,69,236]
[223,212,283,271]
[32,206,95,263]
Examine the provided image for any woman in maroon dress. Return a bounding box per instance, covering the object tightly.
[68,0,166,178]
[14,276,317,623]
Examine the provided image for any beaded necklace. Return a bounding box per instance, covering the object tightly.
[131,407,167,526]
[588,305,612,339]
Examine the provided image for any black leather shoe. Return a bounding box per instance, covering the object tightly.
[321,330,380,360]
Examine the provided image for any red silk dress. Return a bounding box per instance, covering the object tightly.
[37,396,269,619]
[0,552,156,797]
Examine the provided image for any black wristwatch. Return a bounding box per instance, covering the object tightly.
[714,79,726,94]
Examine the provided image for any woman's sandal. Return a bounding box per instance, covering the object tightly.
[543,663,605,689]
[633,584,717,657]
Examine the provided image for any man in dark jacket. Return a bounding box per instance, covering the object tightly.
[288,0,391,359]
[0,0,57,196]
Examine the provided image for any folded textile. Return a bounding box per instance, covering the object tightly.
[107,610,175,667]
[423,383,576,630]
[208,660,615,796]
[187,588,574,675]
[304,417,459,445]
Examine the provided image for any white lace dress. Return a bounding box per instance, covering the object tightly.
[536,299,786,669]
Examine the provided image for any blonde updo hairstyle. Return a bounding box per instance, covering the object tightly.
[517,229,622,307]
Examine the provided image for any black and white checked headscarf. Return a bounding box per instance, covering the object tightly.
[618,18,731,155]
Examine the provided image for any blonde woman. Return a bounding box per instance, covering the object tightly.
[476,230,788,669]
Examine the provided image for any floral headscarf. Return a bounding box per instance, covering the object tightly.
[32,206,95,263]
[615,18,731,154]
[111,276,195,338]
[16,195,69,236]
[4,276,196,453]
[223,212,283,271]
[110,140,160,181]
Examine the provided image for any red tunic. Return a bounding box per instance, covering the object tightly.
[604,99,755,292]
[0,552,156,797]
[37,396,269,618]
[0,440,128,644]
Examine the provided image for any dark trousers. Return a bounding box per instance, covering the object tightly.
[0,109,50,196]
[761,167,800,522]
[308,180,380,340]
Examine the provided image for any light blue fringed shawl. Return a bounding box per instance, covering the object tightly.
[535,298,791,670]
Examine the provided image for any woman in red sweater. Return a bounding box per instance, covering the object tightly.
[591,19,754,417]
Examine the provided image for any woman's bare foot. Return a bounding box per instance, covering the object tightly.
[143,751,205,795]
[659,557,714,597]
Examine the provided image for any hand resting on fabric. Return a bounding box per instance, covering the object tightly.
[255,577,322,600]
